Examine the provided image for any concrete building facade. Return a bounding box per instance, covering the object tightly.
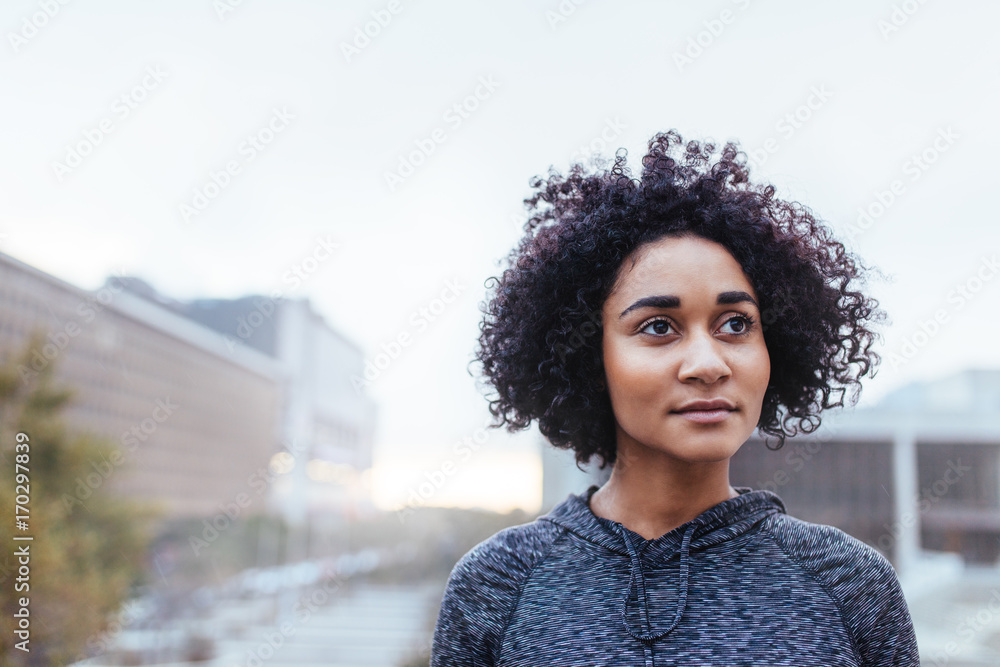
[177,293,378,522]
[0,252,284,517]
[0,252,377,521]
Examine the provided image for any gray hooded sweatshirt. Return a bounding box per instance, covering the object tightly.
[430,485,920,666]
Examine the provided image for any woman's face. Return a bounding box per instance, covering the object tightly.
[601,233,770,464]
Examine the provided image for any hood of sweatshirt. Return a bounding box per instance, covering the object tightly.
[540,484,787,642]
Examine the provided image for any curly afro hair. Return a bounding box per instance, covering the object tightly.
[474,129,885,470]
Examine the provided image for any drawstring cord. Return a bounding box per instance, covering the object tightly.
[618,522,696,642]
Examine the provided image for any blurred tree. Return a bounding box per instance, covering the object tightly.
[0,331,155,665]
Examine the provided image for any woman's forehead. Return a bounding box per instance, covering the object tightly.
[608,235,756,300]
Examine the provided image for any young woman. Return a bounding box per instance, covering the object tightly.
[430,130,920,666]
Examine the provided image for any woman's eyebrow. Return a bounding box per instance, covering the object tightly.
[619,290,758,319]
[717,290,759,308]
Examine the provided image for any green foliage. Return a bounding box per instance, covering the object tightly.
[0,331,156,665]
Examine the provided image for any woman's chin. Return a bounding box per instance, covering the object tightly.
[624,438,745,465]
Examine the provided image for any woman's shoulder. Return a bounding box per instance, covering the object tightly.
[758,512,920,664]
[431,516,567,660]
[759,511,899,582]
[446,516,567,593]
[759,512,912,631]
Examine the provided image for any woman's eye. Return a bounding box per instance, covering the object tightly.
[641,319,673,335]
[719,316,750,335]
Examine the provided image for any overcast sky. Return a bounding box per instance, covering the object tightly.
[2,0,998,511]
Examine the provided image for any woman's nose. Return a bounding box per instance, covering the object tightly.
[677,331,731,384]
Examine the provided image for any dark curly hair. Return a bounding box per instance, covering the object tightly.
[474,129,885,470]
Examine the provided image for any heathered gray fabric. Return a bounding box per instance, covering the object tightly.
[430,485,920,666]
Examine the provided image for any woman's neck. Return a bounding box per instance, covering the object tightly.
[588,438,738,540]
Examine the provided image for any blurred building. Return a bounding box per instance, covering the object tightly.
[0,252,283,517]
[0,251,376,521]
[169,291,378,523]
[729,368,1000,576]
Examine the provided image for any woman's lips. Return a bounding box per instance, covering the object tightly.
[674,409,734,424]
